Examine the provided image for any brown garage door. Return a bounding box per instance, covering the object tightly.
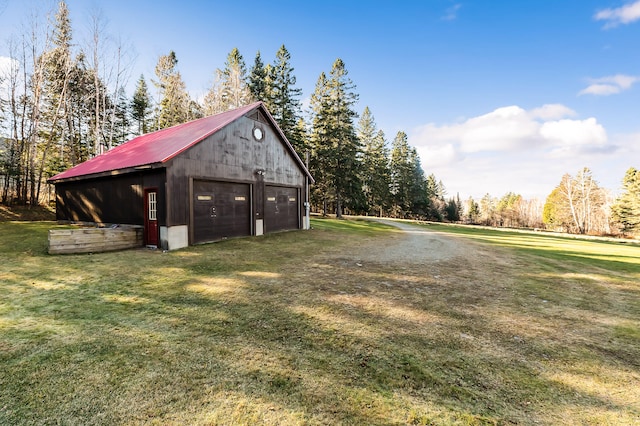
[265,186,299,233]
[193,180,251,243]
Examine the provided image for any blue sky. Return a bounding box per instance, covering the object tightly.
[1,0,639,200]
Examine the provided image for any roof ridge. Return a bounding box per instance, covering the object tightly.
[48,102,264,182]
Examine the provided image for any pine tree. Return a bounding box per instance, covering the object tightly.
[65,53,93,164]
[308,59,363,218]
[466,197,480,223]
[222,48,252,109]
[153,51,190,129]
[611,167,640,235]
[37,0,75,201]
[389,133,429,218]
[203,48,251,114]
[113,86,130,145]
[131,74,152,135]
[269,45,303,153]
[327,59,363,217]
[497,192,523,227]
[390,131,412,216]
[445,197,460,222]
[408,147,429,216]
[358,107,390,216]
[309,72,332,215]
[248,51,266,101]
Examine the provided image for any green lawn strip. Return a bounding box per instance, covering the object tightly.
[1,218,639,424]
[419,222,640,272]
[411,221,640,420]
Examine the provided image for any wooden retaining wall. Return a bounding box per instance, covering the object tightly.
[48,226,144,254]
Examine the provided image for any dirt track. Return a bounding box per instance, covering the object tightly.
[354,219,475,265]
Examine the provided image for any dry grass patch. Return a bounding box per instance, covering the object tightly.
[0,218,639,425]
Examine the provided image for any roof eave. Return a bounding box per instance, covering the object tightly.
[48,162,165,184]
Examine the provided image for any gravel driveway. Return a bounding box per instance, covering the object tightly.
[354,219,473,265]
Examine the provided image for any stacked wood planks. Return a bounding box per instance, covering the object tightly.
[48,226,144,254]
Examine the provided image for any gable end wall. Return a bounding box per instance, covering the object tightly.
[165,115,305,226]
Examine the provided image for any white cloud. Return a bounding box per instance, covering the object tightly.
[408,104,618,199]
[540,118,609,156]
[415,143,460,168]
[595,0,640,28]
[529,104,576,120]
[441,4,462,21]
[458,106,540,152]
[578,74,639,96]
[579,83,622,96]
[413,105,542,157]
[0,56,18,93]
[0,56,15,77]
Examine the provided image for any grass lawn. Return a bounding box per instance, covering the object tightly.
[1,218,639,425]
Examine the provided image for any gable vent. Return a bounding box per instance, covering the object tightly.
[248,110,268,123]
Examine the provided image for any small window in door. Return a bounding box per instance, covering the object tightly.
[148,192,157,220]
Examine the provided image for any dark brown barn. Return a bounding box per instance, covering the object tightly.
[48,102,313,250]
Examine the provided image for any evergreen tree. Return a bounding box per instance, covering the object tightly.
[262,63,276,108]
[269,45,303,153]
[408,147,430,216]
[327,58,363,217]
[222,48,252,109]
[390,131,413,216]
[292,117,309,158]
[204,48,251,114]
[466,197,480,223]
[37,0,76,201]
[497,192,523,227]
[153,51,191,129]
[308,59,363,218]
[611,167,640,235]
[358,107,390,216]
[65,52,94,163]
[309,72,332,215]
[113,86,130,145]
[40,0,73,155]
[426,173,445,220]
[186,99,204,121]
[248,51,266,101]
[445,197,460,222]
[131,74,152,135]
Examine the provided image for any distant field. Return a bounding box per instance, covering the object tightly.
[0,218,638,425]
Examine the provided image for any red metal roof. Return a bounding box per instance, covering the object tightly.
[49,102,270,182]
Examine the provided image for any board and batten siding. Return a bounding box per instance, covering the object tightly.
[55,170,166,226]
[165,114,305,227]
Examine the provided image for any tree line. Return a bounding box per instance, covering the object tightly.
[0,0,456,221]
[0,2,132,205]
[1,1,638,237]
[462,167,640,237]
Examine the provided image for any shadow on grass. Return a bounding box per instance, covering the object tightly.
[1,220,639,424]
